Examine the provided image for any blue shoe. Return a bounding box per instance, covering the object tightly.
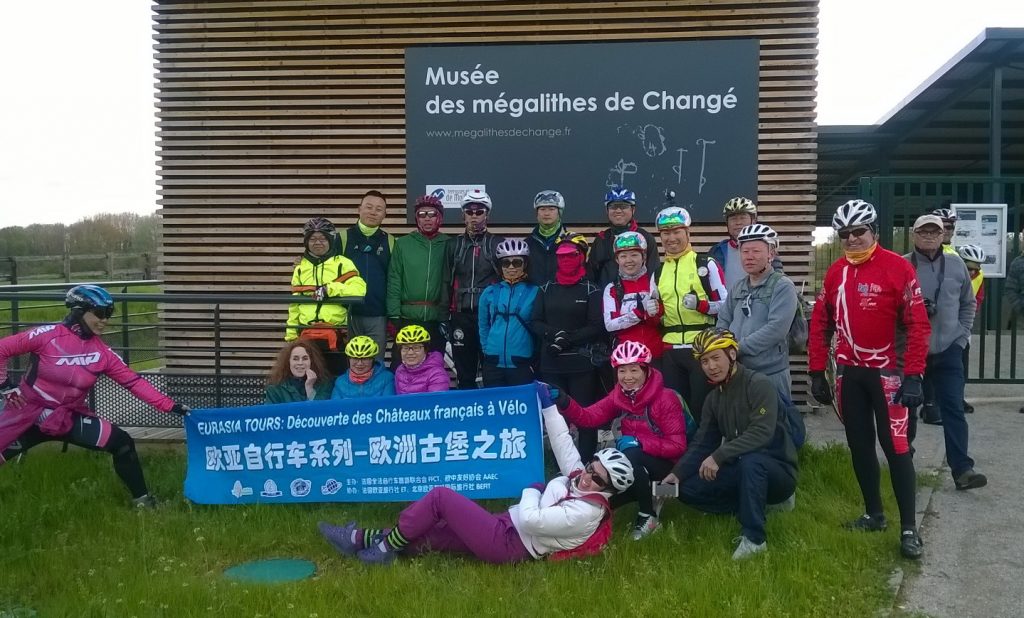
[357,542,397,566]
[318,521,360,557]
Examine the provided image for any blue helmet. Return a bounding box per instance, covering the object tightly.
[66,285,114,311]
[604,186,637,206]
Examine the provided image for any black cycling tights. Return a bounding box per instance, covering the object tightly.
[836,366,917,530]
[2,414,149,499]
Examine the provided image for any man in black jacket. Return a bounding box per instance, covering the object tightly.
[444,189,503,389]
[341,190,393,361]
[588,186,660,289]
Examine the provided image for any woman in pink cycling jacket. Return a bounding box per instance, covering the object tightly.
[557,340,688,541]
[0,285,188,507]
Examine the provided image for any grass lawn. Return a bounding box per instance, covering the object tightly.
[0,442,908,617]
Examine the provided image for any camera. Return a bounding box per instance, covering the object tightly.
[922,298,937,317]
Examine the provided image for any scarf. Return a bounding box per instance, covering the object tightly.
[607,219,638,238]
[619,264,647,282]
[348,365,373,385]
[503,273,527,285]
[538,218,562,239]
[357,221,379,237]
[845,242,878,266]
[555,252,586,285]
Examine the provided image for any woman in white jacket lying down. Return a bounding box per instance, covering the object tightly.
[318,381,635,565]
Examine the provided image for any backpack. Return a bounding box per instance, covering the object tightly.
[548,472,613,561]
[763,272,809,354]
[777,390,806,449]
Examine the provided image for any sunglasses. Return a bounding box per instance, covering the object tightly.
[535,192,560,204]
[741,295,752,318]
[464,209,487,217]
[90,306,115,319]
[584,462,610,489]
[500,258,525,268]
[943,225,955,231]
[838,227,870,240]
[606,203,633,211]
[416,211,439,219]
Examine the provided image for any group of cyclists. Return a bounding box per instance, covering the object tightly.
[0,187,995,565]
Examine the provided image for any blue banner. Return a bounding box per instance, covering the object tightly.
[183,385,544,504]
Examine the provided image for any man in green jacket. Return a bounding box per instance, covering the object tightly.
[663,328,798,561]
[386,195,450,355]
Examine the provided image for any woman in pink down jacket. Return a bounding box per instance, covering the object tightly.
[0,285,189,508]
[556,340,687,541]
[392,324,450,394]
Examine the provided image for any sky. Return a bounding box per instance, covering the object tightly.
[1,1,1023,228]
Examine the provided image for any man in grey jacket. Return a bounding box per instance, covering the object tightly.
[904,215,986,491]
[716,223,798,399]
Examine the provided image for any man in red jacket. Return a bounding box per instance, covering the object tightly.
[808,200,931,560]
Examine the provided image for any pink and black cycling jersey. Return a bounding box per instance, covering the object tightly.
[0,322,173,445]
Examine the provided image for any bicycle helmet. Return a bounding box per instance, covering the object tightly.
[533,190,565,211]
[723,196,758,218]
[931,207,957,223]
[495,238,530,260]
[556,232,589,255]
[832,199,877,231]
[604,186,637,206]
[656,206,692,230]
[610,340,653,367]
[302,217,337,239]
[461,189,492,211]
[395,325,431,345]
[344,336,379,359]
[593,448,635,493]
[956,244,985,264]
[691,328,739,358]
[66,284,115,312]
[613,231,648,254]
[736,223,779,247]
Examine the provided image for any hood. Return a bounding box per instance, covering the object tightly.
[610,366,666,411]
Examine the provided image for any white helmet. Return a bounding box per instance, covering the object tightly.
[832,199,877,230]
[533,190,565,211]
[737,223,779,248]
[957,244,985,264]
[461,188,492,211]
[593,448,634,492]
[495,237,530,260]
[932,207,957,223]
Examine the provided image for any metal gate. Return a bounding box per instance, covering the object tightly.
[857,175,1023,383]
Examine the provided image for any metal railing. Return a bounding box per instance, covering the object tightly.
[0,283,364,424]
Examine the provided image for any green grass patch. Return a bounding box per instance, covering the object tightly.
[0,443,904,617]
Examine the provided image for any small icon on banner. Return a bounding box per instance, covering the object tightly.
[290,478,312,498]
[321,479,341,495]
[260,479,283,498]
[231,480,254,499]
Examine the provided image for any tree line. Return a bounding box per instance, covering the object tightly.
[0,213,158,257]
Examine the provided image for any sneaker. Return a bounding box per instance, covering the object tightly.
[631,514,660,541]
[319,521,360,556]
[357,542,397,566]
[132,494,158,509]
[843,513,887,532]
[963,400,974,414]
[731,536,767,560]
[767,492,796,513]
[954,469,988,491]
[900,528,923,560]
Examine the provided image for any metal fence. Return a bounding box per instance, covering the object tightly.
[0,284,362,427]
[852,175,1023,383]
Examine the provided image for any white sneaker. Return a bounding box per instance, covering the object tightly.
[631,515,659,541]
[731,535,767,560]
[767,492,796,513]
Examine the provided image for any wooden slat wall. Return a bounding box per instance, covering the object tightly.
[153,0,818,401]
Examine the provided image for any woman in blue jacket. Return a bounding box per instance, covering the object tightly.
[478,238,539,387]
[331,336,395,399]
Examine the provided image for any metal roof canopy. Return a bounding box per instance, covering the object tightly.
[817,28,1024,224]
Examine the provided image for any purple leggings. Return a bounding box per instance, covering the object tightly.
[398,487,533,564]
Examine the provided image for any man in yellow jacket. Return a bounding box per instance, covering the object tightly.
[654,206,728,417]
[287,217,367,373]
